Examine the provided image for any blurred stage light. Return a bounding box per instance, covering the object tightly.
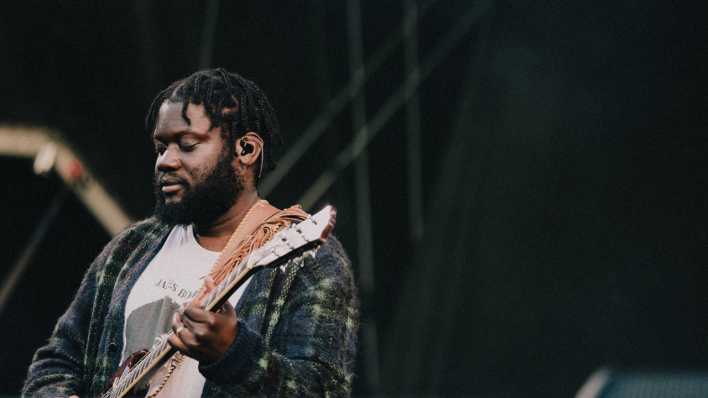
[0,125,132,236]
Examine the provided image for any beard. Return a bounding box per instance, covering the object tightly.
[153,148,244,226]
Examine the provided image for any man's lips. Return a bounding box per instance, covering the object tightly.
[159,177,186,194]
[161,183,183,194]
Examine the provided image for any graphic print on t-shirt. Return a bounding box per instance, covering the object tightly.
[121,224,252,398]
[123,296,179,359]
[154,277,202,300]
[122,224,219,360]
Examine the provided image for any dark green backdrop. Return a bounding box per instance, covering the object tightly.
[1,1,706,396]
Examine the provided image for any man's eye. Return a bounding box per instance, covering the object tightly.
[180,143,198,152]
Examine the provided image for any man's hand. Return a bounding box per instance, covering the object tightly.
[167,278,239,364]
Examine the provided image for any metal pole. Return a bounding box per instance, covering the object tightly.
[133,0,161,100]
[403,0,424,242]
[427,8,495,388]
[199,0,221,69]
[260,0,442,197]
[346,0,380,392]
[381,3,496,390]
[0,186,69,317]
[299,0,493,210]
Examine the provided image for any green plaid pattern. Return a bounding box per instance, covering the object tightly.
[23,218,359,397]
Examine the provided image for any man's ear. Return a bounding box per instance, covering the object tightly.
[235,132,264,167]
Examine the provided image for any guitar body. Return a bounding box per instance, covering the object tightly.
[108,351,187,398]
[106,350,150,397]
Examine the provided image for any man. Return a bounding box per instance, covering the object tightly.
[23,68,359,397]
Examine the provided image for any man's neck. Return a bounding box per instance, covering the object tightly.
[193,189,261,251]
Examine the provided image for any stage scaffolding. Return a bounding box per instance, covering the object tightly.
[0,125,132,317]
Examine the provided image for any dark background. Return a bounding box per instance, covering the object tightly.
[1,1,707,396]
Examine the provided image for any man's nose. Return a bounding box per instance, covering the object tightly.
[156,145,181,170]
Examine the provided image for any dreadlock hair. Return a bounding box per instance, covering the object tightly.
[145,68,282,181]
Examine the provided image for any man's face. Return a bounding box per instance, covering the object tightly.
[152,101,242,226]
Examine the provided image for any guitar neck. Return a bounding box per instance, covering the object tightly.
[203,239,320,312]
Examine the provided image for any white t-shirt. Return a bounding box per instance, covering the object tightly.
[122,224,251,397]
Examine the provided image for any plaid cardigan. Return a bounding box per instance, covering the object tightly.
[23,217,359,397]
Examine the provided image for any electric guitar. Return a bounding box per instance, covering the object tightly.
[101,205,336,398]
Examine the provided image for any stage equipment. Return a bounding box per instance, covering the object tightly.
[577,368,708,398]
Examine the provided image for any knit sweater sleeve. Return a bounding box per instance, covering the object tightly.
[199,237,359,397]
[21,226,133,398]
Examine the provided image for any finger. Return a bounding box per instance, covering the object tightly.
[216,300,237,320]
[204,276,217,291]
[193,276,217,308]
[184,304,215,324]
[191,295,207,309]
[167,332,189,353]
[173,312,201,347]
[171,312,188,343]
[171,312,185,333]
[220,299,235,314]
[186,320,213,342]
[172,318,200,347]
[212,301,238,335]
[180,312,210,335]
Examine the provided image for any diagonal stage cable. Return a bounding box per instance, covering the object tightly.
[299,0,493,210]
[260,0,441,197]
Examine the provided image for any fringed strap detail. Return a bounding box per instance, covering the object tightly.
[197,205,309,299]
